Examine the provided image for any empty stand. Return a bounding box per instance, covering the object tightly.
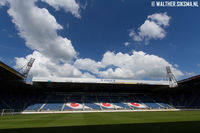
[1,92,199,112]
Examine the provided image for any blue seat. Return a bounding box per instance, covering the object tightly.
[25,103,43,110]
[42,103,63,110]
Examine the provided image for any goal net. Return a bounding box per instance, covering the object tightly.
[0,109,15,116]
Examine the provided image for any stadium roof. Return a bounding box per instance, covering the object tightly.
[31,77,169,92]
[32,77,169,85]
[1,60,200,92]
[0,61,24,81]
[32,75,200,92]
[177,74,200,88]
[178,75,200,83]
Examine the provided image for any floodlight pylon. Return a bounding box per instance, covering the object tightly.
[166,66,178,88]
[22,58,35,80]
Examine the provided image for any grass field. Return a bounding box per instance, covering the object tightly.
[1,111,200,133]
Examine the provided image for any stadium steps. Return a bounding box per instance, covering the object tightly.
[118,96,130,109]
[157,96,174,109]
[83,95,101,110]
[82,102,86,111]
[108,95,116,110]
[122,98,133,110]
[143,95,163,109]
[149,97,164,109]
[82,99,92,111]
[39,103,46,111]
[81,96,87,111]
[166,104,174,109]
[61,98,66,111]
[154,101,164,108]
[82,96,89,111]
[159,95,174,108]
[153,96,172,109]
[81,97,85,111]
[96,95,103,110]
[39,96,50,111]
[134,96,149,109]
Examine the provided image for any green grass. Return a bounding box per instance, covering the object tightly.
[1,111,200,133]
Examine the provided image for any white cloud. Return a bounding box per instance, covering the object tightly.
[41,0,81,18]
[0,0,7,6]
[124,42,130,46]
[185,72,195,77]
[101,51,183,79]
[15,51,94,78]
[129,12,171,44]
[74,58,103,74]
[6,0,78,62]
[147,12,170,26]
[73,51,183,79]
[174,64,179,68]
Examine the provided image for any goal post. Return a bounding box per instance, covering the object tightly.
[0,109,15,116]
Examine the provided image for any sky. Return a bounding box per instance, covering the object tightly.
[0,0,199,81]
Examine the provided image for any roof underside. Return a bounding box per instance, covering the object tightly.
[31,76,200,92]
[0,61,24,81]
[32,77,169,92]
[178,75,200,88]
[33,82,169,93]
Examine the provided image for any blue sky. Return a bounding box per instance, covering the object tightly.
[0,0,199,80]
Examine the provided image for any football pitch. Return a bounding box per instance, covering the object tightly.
[1,111,200,133]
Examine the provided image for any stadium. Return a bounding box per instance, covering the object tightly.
[1,59,200,133]
[1,0,200,132]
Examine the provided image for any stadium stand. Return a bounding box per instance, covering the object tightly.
[1,60,200,113]
[42,95,65,111]
[1,90,200,112]
[0,92,179,112]
[83,95,101,110]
